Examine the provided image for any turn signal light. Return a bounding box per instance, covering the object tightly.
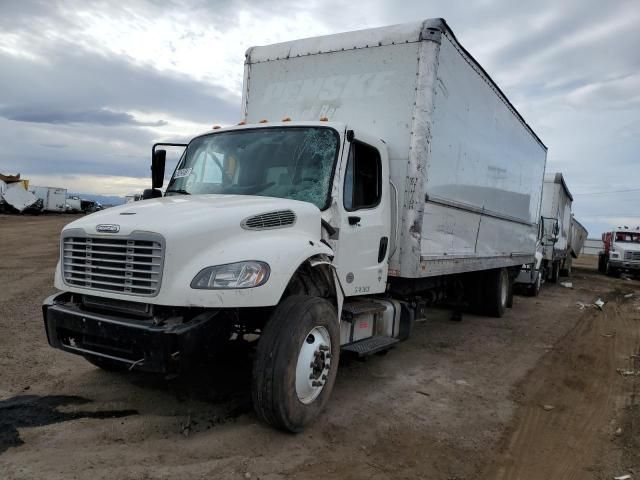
[319,116,328,121]
[237,120,246,125]
[259,119,268,123]
[212,125,221,129]
[282,117,292,122]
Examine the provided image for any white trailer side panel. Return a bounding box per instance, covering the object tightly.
[419,30,546,275]
[244,19,547,279]
[569,217,588,257]
[30,186,67,212]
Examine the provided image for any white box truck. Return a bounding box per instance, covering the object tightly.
[540,173,573,281]
[43,19,547,431]
[515,173,576,293]
[29,186,67,212]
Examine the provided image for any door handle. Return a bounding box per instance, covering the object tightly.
[348,216,361,226]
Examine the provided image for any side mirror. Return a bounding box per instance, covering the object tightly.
[152,149,166,188]
[142,188,162,200]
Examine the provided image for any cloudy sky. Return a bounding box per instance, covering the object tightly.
[1,0,638,235]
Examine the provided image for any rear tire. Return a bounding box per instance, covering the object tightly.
[252,295,339,432]
[484,268,509,318]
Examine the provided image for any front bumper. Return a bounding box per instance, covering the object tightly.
[608,259,640,271]
[42,292,216,373]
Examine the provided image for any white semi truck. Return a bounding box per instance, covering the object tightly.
[43,19,547,431]
[515,172,575,294]
[540,173,574,281]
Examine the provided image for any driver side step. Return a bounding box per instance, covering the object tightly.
[341,336,399,357]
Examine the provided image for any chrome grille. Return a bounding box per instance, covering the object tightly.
[61,230,164,296]
[241,210,296,230]
[632,252,640,261]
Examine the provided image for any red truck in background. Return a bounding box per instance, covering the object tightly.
[598,227,640,276]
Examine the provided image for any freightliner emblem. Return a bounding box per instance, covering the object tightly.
[96,224,120,233]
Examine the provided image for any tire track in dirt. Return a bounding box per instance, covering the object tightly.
[485,278,640,479]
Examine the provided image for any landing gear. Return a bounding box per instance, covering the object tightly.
[252,295,339,432]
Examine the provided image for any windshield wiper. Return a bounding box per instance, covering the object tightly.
[165,189,191,195]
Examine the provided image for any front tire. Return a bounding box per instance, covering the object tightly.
[598,254,607,273]
[252,295,340,432]
[606,261,620,278]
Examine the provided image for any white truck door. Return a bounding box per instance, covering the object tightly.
[333,134,390,296]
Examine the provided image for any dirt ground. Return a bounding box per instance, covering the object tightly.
[1,214,638,480]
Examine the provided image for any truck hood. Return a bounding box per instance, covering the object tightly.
[616,243,640,253]
[64,194,321,238]
[56,194,333,307]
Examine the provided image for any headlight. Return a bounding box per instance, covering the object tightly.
[191,261,270,289]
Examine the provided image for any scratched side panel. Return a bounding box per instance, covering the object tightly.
[421,202,479,256]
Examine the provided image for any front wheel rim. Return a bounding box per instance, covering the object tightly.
[295,326,332,405]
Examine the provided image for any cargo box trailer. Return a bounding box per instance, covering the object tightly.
[515,172,575,293]
[565,216,588,275]
[29,186,67,212]
[540,173,573,281]
[43,18,547,431]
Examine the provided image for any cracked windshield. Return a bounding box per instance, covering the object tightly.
[166,127,339,209]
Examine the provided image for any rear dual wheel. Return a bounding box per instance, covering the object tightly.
[252,295,340,432]
[468,268,511,318]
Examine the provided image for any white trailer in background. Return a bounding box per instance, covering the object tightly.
[44,19,548,432]
[515,172,578,294]
[540,173,573,281]
[566,216,588,273]
[29,186,67,212]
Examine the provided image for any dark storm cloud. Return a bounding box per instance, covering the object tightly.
[0,45,238,125]
[0,107,168,127]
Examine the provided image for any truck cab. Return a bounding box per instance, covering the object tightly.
[599,227,640,276]
[43,120,401,432]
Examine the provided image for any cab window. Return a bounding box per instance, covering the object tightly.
[343,141,382,211]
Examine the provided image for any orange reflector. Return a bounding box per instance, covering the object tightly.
[282,117,292,122]
[259,119,268,123]
[319,116,329,121]
[212,125,221,129]
[237,120,246,125]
